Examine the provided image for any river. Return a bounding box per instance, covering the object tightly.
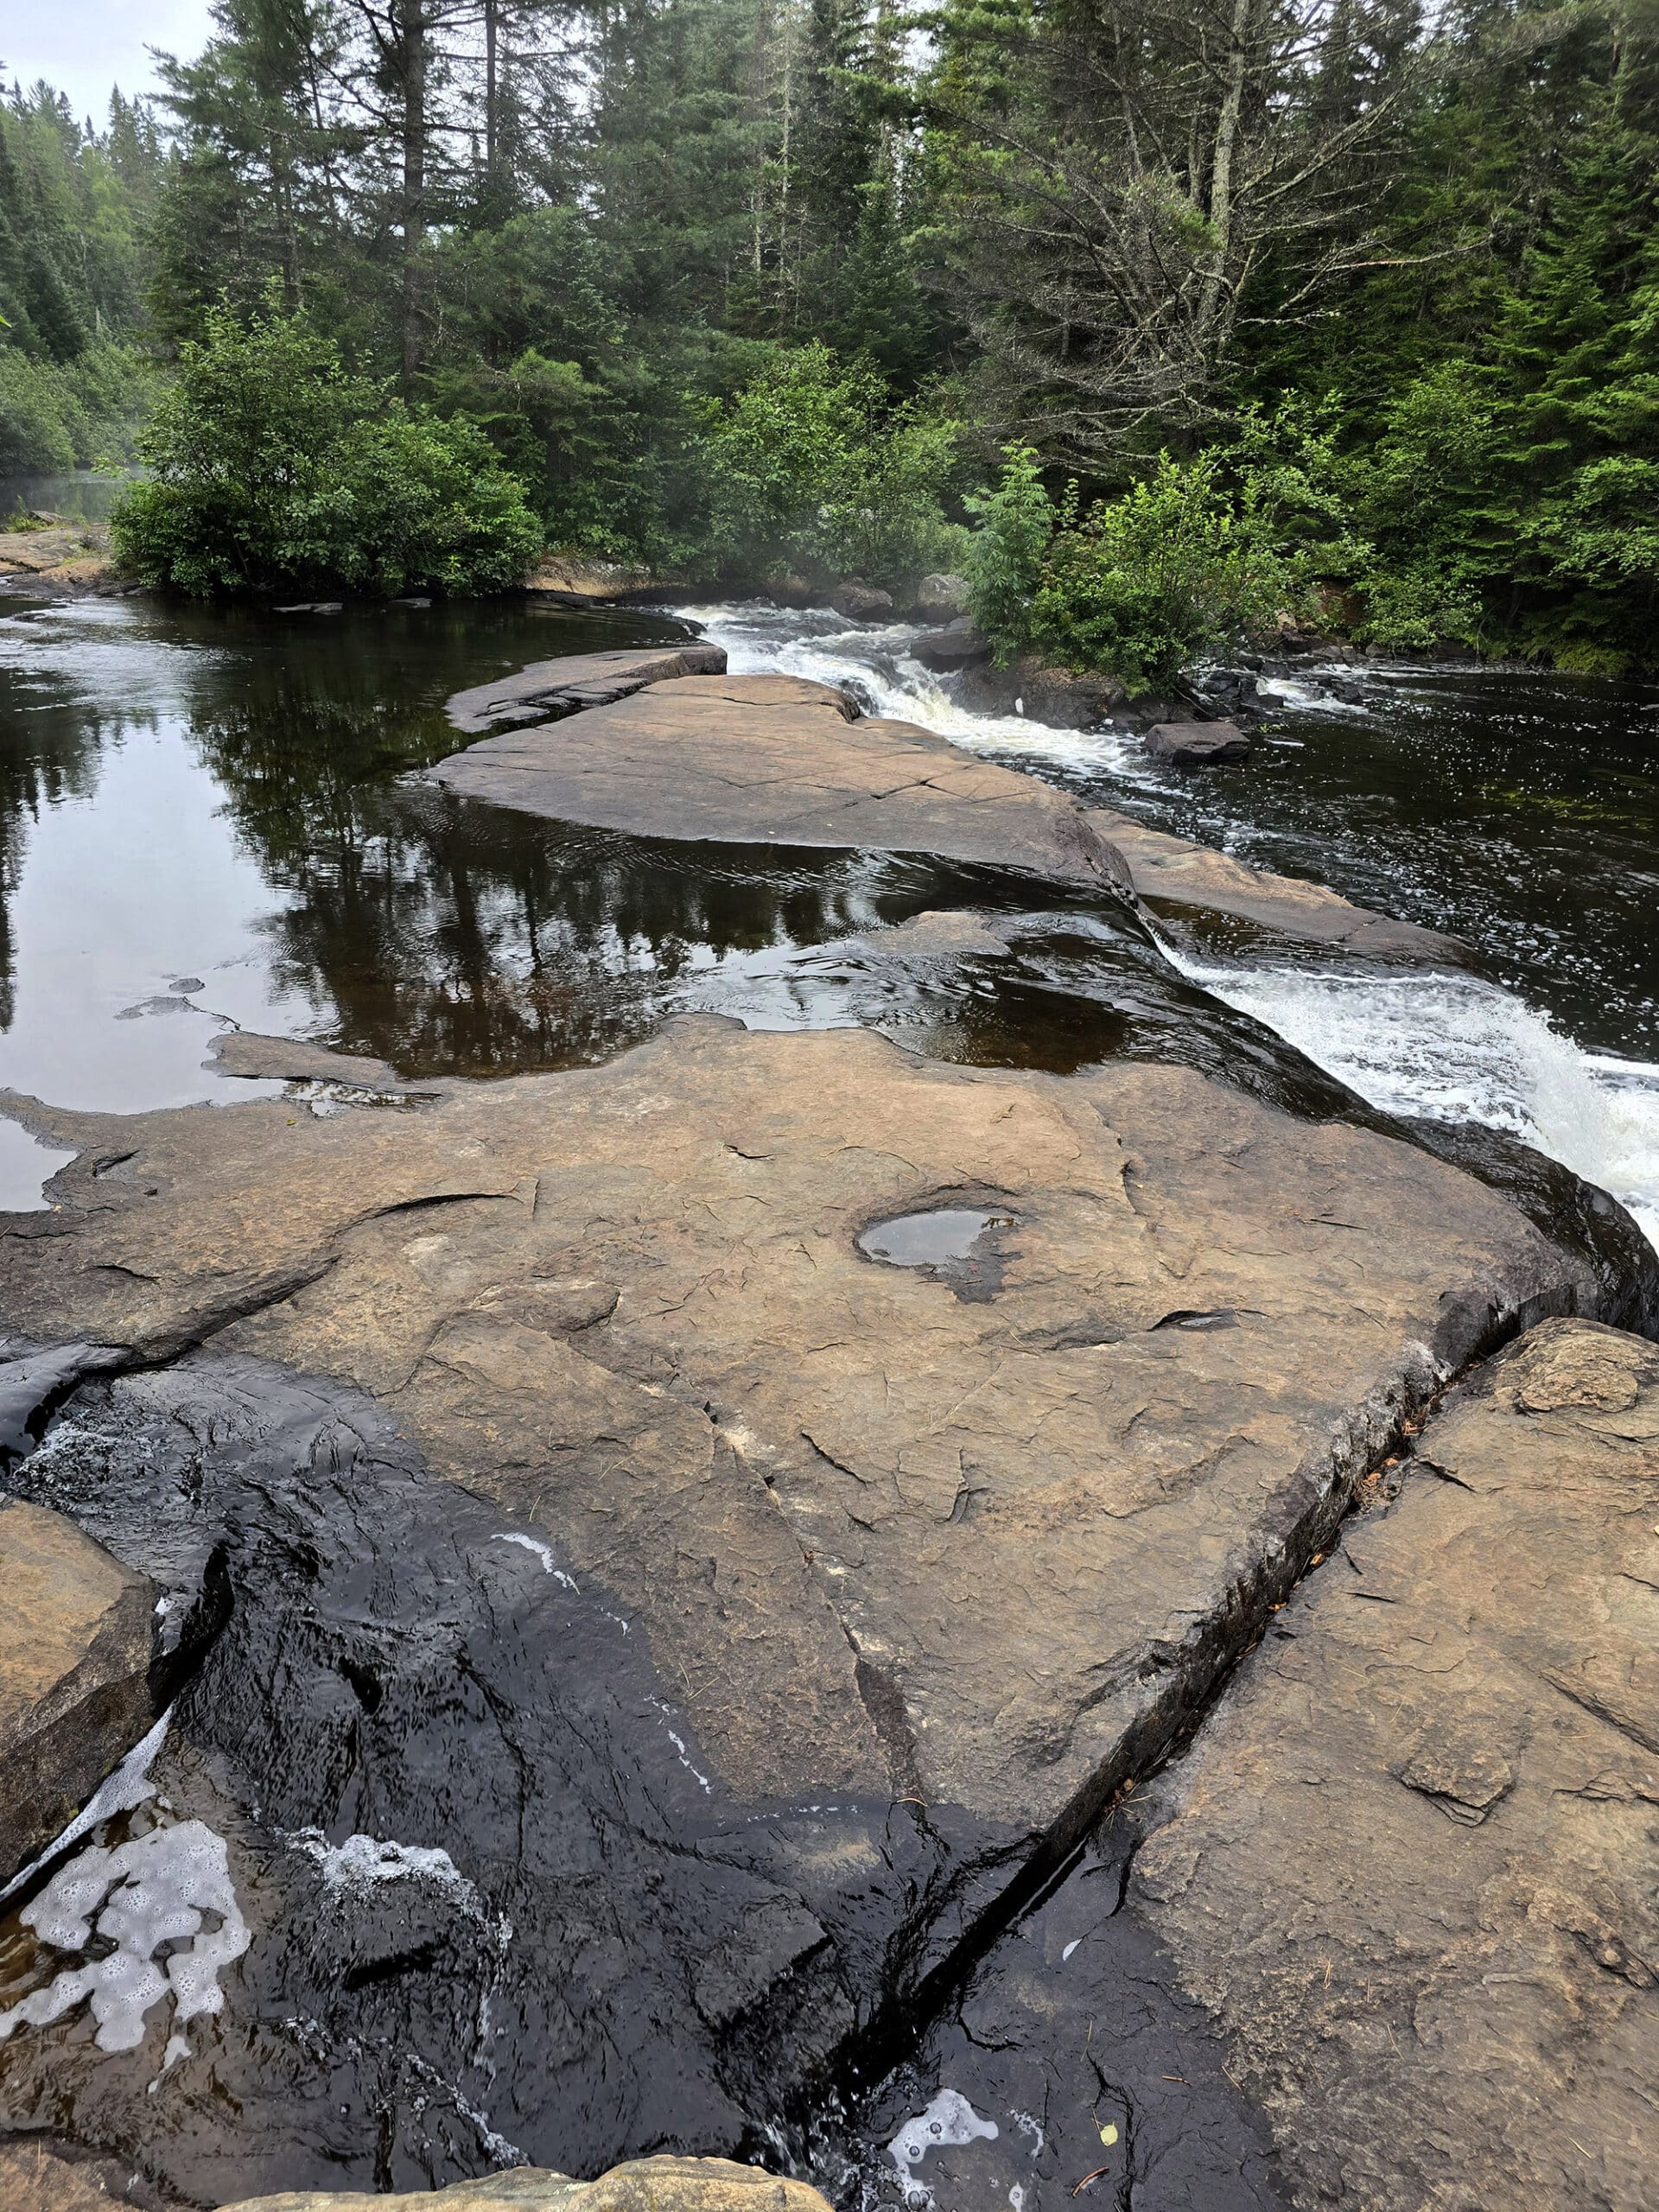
[0,582,1656,2209]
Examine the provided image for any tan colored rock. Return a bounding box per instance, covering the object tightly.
[0,1498,157,1881]
[219,2153,833,2212]
[1133,1316,1659,2212]
[0,1019,1601,1834]
[0,2135,182,2209]
[1091,805,1463,960]
[207,1030,411,1091]
[0,525,105,575]
[431,673,1130,891]
[524,555,657,601]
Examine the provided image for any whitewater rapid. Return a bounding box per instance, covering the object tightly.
[689,603,1659,1251]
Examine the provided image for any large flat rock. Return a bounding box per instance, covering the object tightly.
[0,1497,157,1881]
[430,672,1131,890]
[0,1020,1606,1836]
[1132,1316,1659,2211]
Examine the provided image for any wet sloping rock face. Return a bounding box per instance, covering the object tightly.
[223,2152,836,2211]
[0,1497,157,1880]
[429,672,1131,889]
[1131,1316,1659,2212]
[0,1020,1605,1835]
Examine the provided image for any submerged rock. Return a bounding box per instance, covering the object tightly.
[0,2132,184,2209]
[219,2155,835,2212]
[446,646,728,737]
[0,1498,157,1883]
[1132,1316,1659,2212]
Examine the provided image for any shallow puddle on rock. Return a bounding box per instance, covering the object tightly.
[857,1209,1014,1268]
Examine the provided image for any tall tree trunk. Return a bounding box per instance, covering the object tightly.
[1199,0,1254,353]
[401,0,428,387]
[485,0,499,182]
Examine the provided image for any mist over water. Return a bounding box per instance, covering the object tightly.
[691,603,1659,1250]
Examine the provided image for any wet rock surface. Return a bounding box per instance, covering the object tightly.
[0,2132,184,2209]
[0,1498,157,1882]
[445,645,728,736]
[1142,721,1254,768]
[1131,1316,1659,2212]
[430,673,1130,890]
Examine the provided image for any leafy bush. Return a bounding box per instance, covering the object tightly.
[966,446,1305,690]
[111,300,542,597]
[0,341,153,474]
[691,343,966,587]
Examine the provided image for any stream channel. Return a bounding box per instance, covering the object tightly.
[0,584,1656,2209]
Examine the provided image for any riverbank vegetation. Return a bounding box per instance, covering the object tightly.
[4,2,1658,672]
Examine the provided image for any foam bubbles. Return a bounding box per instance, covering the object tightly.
[0,1819,249,2055]
[888,2088,1000,2202]
[283,1828,485,1916]
[1161,952,1659,1249]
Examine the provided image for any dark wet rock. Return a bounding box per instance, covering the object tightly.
[911,575,969,622]
[0,1497,158,1882]
[1131,1316,1659,2212]
[829,583,894,622]
[221,2155,837,2211]
[813,1828,1287,2212]
[208,1032,413,1092]
[446,646,728,737]
[271,602,344,615]
[910,619,989,672]
[1143,720,1254,767]
[429,674,1132,890]
[1089,808,1466,962]
[956,658,1128,728]
[0,1020,1611,1837]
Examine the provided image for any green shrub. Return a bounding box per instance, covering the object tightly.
[691,342,965,587]
[967,446,1306,690]
[111,299,542,597]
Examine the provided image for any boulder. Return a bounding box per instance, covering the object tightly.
[828,581,893,621]
[429,671,1131,890]
[0,1020,1607,1835]
[956,657,1129,727]
[0,1497,158,1881]
[910,617,990,671]
[219,2155,834,2212]
[1142,719,1254,766]
[446,646,728,737]
[524,556,656,601]
[1132,1316,1659,2212]
[912,572,969,620]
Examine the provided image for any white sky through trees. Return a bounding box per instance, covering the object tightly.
[3,0,215,128]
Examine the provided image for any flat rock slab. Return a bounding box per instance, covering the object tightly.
[431,673,1130,889]
[446,646,728,736]
[0,1497,157,1880]
[1144,720,1254,766]
[0,1020,1603,1836]
[207,1031,412,1091]
[1133,1316,1659,2212]
[222,2156,833,2212]
[1090,807,1465,961]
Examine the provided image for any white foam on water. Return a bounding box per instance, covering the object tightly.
[888,2087,1000,2203]
[0,1709,171,1905]
[283,1828,486,1916]
[0,1817,249,2055]
[1160,951,1659,1251]
[490,1530,578,1587]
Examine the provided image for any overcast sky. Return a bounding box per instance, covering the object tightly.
[4,0,217,126]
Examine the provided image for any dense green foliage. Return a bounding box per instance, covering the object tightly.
[9,0,1659,661]
[111,302,542,594]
